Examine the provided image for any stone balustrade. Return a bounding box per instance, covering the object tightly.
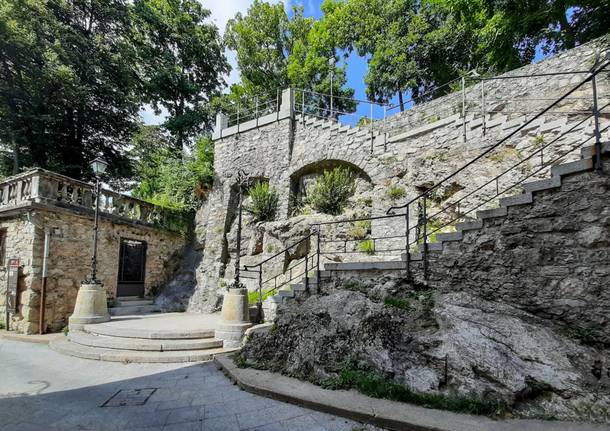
[0,168,185,231]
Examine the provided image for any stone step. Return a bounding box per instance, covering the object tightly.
[68,331,223,352]
[522,177,562,193]
[551,158,593,177]
[50,339,231,363]
[114,299,154,307]
[115,296,144,302]
[456,220,483,231]
[435,231,463,243]
[278,290,295,298]
[84,324,215,340]
[498,193,533,208]
[324,260,405,271]
[418,242,443,252]
[476,206,508,220]
[109,305,161,316]
[580,141,610,158]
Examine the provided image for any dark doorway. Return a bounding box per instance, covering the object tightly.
[117,239,147,297]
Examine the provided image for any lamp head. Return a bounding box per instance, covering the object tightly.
[90,157,108,177]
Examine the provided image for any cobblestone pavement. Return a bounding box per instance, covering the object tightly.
[0,339,380,431]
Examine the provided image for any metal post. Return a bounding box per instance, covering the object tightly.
[237,103,240,134]
[383,105,388,152]
[89,177,101,282]
[461,77,466,142]
[257,266,263,322]
[405,206,410,279]
[422,194,428,280]
[255,96,259,127]
[233,171,246,287]
[481,79,486,136]
[330,72,334,118]
[370,103,374,153]
[302,90,305,124]
[304,252,309,293]
[316,227,321,293]
[592,75,603,173]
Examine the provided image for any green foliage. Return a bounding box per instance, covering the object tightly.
[131,132,214,211]
[62,326,69,336]
[533,134,546,147]
[358,239,375,255]
[0,0,228,180]
[221,0,355,115]
[383,297,411,310]
[247,288,276,305]
[133,0,229,150]
[305,167,355,215]
[561,325,606,346]
[387,185,406,201]
[342,279,367,292]
[323,362,509,416]
[246,182,279,222]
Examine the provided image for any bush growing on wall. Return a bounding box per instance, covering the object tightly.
[247,182,279,222]
[305,167,356,215]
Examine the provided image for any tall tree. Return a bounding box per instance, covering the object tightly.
[224,0,355,115]
[0,0,140,180]
[132,0,229,153]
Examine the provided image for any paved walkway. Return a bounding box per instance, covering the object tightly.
[0,339,380,431]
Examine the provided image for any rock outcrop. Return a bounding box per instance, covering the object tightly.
[241,281,610,423]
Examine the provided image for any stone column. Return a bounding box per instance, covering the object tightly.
[68,282,110,331]
[215,287,252,348]
[212,112,229,140]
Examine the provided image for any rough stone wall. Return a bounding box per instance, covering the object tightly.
[326,155,610,341]
[193,36,610,311]
[0,208,184,333]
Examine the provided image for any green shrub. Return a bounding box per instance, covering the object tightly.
[358,239,375,254]
[247,182,278,222]
[305,167,355,215]
[247,288,275,305]
[387,185,406,201]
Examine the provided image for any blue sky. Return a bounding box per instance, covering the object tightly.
[140,0,552,125]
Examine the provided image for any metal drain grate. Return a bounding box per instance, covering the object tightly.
[101,388,157,407]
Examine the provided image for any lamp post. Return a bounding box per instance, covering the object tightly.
[88,157,108,284]
[232,169,248,289]
[68,156,111,330]
[216,169,253,347]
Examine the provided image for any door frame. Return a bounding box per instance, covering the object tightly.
[116,237,148,297]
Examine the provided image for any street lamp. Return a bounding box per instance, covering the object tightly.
[88,156,108,284]
[69,156,111,330]
[232,169,248,289]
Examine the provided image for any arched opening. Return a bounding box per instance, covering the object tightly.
[288,159,372,215]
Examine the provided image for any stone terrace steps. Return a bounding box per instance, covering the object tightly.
[50,313,232,363]
[313,142,610,272]
[109,296,161,316]
[50,339,230,363]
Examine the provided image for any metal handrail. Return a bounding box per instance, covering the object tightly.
[387,61,609,214]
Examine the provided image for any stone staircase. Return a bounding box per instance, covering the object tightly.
[323,141,610,272]
[109,296,161,316]
[50,313,234,363]
[262,141,609,312]
[298,114,383,140]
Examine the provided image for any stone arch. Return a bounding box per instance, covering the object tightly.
[288,159,373,215]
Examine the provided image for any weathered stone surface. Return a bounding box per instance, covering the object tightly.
[241,286,610,423]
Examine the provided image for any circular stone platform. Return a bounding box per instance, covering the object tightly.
[50,312,237,363]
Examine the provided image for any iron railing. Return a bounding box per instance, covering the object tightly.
[241,61,609,305]
[224,90,282,129]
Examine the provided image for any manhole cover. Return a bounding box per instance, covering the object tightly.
[101,388,157,407]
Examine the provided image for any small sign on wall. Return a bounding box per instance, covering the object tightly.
[6,258,19,314]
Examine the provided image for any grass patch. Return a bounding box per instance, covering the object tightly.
[387,185,406,201]
[560,325,605,346]
[342,280,367,292]
[383,297,411,310]
[320,363,509,417]
[348,220,372,239]
[358,239,375,255]
[489,146,521,162]
[247,288,276,305]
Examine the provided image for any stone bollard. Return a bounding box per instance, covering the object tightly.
[68,282,111,331]
[215,288,252,348]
